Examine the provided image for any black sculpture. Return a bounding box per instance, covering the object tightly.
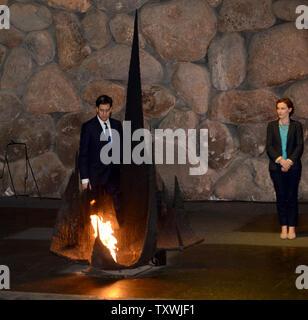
[50,10,202,271]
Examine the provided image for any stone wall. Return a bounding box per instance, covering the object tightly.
[0,0,308,200]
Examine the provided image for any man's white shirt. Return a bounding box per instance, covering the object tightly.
[97,115,112,142]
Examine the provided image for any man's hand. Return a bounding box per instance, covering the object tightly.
[82,182,91,190]
[281,166,289,172]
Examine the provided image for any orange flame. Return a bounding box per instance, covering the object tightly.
[90,214,118,262]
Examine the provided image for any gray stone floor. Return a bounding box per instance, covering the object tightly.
[1,197,308,300]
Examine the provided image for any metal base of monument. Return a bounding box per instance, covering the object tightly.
[83,264,164,279]
[50,156,203,270]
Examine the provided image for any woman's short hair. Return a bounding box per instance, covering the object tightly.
[96,95,113,108]
[276,97,294,116]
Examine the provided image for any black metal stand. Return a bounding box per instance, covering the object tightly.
[0,140,41,199]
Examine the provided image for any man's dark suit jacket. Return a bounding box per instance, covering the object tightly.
[78,116,123,191]
[266,119,304,171]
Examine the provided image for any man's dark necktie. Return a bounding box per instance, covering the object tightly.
[104,122,111,143]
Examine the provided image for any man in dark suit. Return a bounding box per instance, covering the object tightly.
[78,95,123,211]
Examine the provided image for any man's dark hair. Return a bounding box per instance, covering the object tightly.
[96,95,113,108]
[276,97,294,116]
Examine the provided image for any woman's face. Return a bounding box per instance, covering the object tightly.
[276,102,292,120]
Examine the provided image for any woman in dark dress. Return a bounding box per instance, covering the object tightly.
[266,98,304,240]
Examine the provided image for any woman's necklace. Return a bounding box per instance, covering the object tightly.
[279,120,289,131]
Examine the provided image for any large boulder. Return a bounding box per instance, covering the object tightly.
[197,119,239,170]
[81,79,126,114]
[273,0,308,21]
[54,11,91,71]
[142,85,175,120]
[1,47,33,89]
[75,43,163,84]
[284,80,308,119]
[213,156,276,201]
[218,0,276,32]
[56,110,96,168]
[155,108,201,179]
[248,23,308,88]
[23,64,82,114]
[209,89,279,124]
[10,3,53,32]
[81,9,110,49]
[24,31,55,66]
[0,114,55,162]
[0,92,22,124]
[156,109,220,200]
[208,33,246,91]
[238,123,267,157]
[249,157,276,201]
[171,63,211,115]
[158,108,199,132]
[156,162,219,201]
[141,0,216,62]
[109,13,146,48]
[0,26,25,48]
[12,152,68,198]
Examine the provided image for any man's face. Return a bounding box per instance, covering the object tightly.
[96,103,112,121]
